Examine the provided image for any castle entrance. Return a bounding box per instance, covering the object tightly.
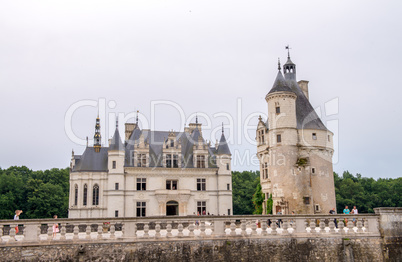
[166,201,179,216]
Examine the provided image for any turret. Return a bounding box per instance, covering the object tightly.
[108,119,125,173]
[283,46,296,81]
[265,60,297,132]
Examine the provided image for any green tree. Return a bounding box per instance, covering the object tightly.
[252,182,264,214]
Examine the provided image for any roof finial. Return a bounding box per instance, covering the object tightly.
[278,58,281,71]
[286,45,291,58]
[136,110,139,125]
[86,136,88,147]
[222,122,224,134]
[116,117,118,129]
[196,113,198,124]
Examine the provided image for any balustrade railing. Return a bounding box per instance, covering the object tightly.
[0,214,380,244]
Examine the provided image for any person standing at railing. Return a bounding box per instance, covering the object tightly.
[343,206,350,225]
[329,208,338,228]
[52,215,59,238]
[14,210,22,234]
[352,206,358,226]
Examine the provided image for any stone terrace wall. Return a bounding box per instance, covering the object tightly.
[0,237,383,262]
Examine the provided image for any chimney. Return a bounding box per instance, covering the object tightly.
[298,80,309,100]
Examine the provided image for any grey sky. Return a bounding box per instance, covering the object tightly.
[1,0,401,179]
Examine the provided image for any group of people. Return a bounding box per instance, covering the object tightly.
[13,210,59,238]
[329,205,359,228]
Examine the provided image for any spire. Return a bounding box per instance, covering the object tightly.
[196,113,198,124]
[136,110,139,125]
[109,119,124,151]
[94,116,101,152]
[116,117,118,128]
[216,129,231,155]
[222,122,224,134]
[278,58,281,71]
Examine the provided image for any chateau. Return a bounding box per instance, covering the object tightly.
[256,52,336,214]
[69,116,232,218]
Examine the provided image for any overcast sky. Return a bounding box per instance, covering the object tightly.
[1,0,401,179]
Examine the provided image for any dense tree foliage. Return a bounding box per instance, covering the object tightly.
[0,166,69,219]
[335,171,402,213]
[252,182,264,214]
[232,170,260,215]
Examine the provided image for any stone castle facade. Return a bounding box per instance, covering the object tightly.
[69,116,232,218]
[256,53,336,214]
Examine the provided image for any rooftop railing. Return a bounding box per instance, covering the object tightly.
[0,214,380,244]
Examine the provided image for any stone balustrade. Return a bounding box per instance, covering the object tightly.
[0,214,380,244]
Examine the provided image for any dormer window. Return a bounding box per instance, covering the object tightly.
[196,155,205,168]
[312,133,317,140]
[137,154,146,167]
[170,140,174,147]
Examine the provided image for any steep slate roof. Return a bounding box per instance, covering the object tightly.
[268,71,294,95]
[72,147,108,172]
[109,128,124,151]
[216,133,231,155]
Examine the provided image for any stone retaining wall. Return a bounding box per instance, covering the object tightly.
[0,237,384,262]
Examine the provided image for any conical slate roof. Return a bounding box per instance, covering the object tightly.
[216,133,231,155]
[109,128,124,151]
[268,70,294,95]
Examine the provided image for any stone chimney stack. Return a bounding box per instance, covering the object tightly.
[298,80,309,100]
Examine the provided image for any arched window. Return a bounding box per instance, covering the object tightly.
[93,184,99,206]
[74,184,78,206]
[83,184,88,206]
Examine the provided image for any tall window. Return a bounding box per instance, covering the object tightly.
[276,106,280,114]
[136,202,146,217]
[196,155,205,168]
[262,163,268,179]
[227,183,230,190]
[228,209,231,216]
[170,140,174,147]
[112,161,116,169]
[166,180,177,190]
[92,184,99,205]
[166,154,172,168]
[115,183,119,190]
[277,134,282,143]
[197,201,206,215]
[74,184,78,206]
[197,178,206,191]
[137,178,146,190]
[137,154,146,167]
[173,154,178,168]
[83,184,87,206]
[115,210,119,217]
[226,163,229,170]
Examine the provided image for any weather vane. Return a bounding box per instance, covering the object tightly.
[285,45,291,58]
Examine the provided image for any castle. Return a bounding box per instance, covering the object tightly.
[69,116,232,218]
[256,52,336,214]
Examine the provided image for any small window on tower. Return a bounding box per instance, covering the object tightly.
[276,106,280,114]
[312,133,317,140]
[312,168,315,174]
[112,161,116,169]
[303,197,310,205]
[115,183,119,190]
[226,163,229,170]
[328,135,330,142]
[277,134,282,143]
